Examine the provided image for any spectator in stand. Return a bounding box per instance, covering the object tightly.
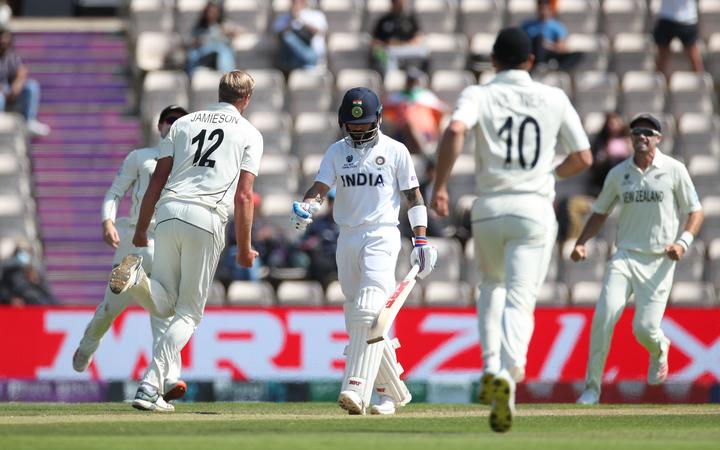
[371,0,428,75]
[521,0,582,73]
[383,68,448,155]
[272,0,328,73]
[0,28,50,136]
[186,1,239,75]
[299,187,340,289]
[0,242,56,306]
[653,0,704,79]
[558,112,633,244]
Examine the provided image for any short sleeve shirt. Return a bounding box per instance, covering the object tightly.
[0,50,22,84]
[593,150,701,254]
[521,18,568,43]
[372,13,419,43]
[315,133,419,227]
[157,102,264,222]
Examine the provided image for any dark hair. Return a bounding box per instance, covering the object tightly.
[592,112,629,153]
[492,27,532,70]
[195,1,224,30]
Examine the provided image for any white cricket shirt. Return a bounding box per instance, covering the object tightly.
[315,132,419,227]
[157,102,264,225]
[102,147,158,225]
[451,70,589,205]
[593,149,701,254]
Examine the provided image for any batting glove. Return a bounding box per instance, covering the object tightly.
[410,236,438,279]
[291,201,320,232]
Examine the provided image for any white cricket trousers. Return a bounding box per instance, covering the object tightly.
[472,195,556,380]
[337,224,402,405]
[128,201,226,393]
[584,249,675,394]
[77,219,177,378]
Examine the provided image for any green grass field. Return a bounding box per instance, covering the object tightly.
[1,403,718,450]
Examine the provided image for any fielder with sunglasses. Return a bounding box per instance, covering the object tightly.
[72,105,189,402]
[572,113,704,405]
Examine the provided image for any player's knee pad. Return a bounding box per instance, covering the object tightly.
[344,286,386,329]
[375,338,412,406]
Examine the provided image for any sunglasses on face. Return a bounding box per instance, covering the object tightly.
[631,127,660,137]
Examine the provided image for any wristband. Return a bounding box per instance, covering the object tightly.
[676,231,694,251]
[407,205,428,229]
[413,236,428,247]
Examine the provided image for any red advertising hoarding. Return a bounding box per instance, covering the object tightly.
[1,306,718,383]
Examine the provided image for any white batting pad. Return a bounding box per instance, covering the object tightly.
[341,287,385,406]
[375,338,412,406]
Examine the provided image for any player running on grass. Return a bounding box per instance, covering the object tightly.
[431,27,592,432]
[573,113,703,405]
[291,87,437,415]
[108,71,262,412]
[73,105,189,402]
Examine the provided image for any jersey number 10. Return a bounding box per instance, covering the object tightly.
[191,129,224,168]
[498,116,541,170]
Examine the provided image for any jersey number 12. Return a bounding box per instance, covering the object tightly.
[498,116,541,170]
[191,129,224,168]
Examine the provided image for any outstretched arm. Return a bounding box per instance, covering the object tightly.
[432,120,467,217]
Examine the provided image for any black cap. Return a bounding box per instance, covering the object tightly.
[158,104,188,123]
[629,113,662,132]
[338,87,382,126]
[492,27,532,66]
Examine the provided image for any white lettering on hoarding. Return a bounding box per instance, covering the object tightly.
[662,318,720,381]
[538,313,586,381]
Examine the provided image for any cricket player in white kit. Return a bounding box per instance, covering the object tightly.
[108,71,263,412]
[573,113,703,405]
[72,105,189,402]
[431,28,592,432]
[291,87,438,415]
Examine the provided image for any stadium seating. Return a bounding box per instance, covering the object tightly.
[423,281,472,307]
[227,280,276,306]
[612,33,656,77]
[277,280,325,306]
[620,71,666,117]
[460,0,503,38]
[602,0,647,40]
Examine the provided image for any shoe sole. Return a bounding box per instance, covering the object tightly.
[338,392,364,415]
[163,381,187,402]
[477,373,494,405]
[109,255,141,294]
[489,378,513,433]
[132,399,174,412]
[72,349,92,373]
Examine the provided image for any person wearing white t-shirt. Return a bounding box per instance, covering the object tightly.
[431,28,592,433]
[72,105,189,403]
[291,87,438,416]
[108,71,263,412]
[273,0,328,72]
[573,113,703,405]
[653,0,704,78]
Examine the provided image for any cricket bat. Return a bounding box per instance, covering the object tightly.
[367,264,420,344]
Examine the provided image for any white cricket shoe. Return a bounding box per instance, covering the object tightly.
[576,388,600,405]
[477,372,495,405]
[338,390,365,415]
[163,379,188,402]
[132,384,175,412]
[489,372,515,433]
[109,254,143,295]
[27,119,51,137]
[370,396,397,415]
[72,348,92,373]
[648,337,670,385]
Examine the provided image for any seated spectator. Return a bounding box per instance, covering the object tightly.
[272,0,328,73]
[0,242,56,306]
[371,0,428,75]
[653,0,704,79]
[186,1,239,75]
[521,0,582,73]
[0,28,50,136]
[383,68,447,154]
[558,112,632,244]
[299,188,339,289]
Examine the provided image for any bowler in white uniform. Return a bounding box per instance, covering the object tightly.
[72,105,189,402]
[108,71,263,412]
[431,28,592,432]
[291,87,438,416]
[573,113,703,405]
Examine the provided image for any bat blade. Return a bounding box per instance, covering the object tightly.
[367,264,420,344]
